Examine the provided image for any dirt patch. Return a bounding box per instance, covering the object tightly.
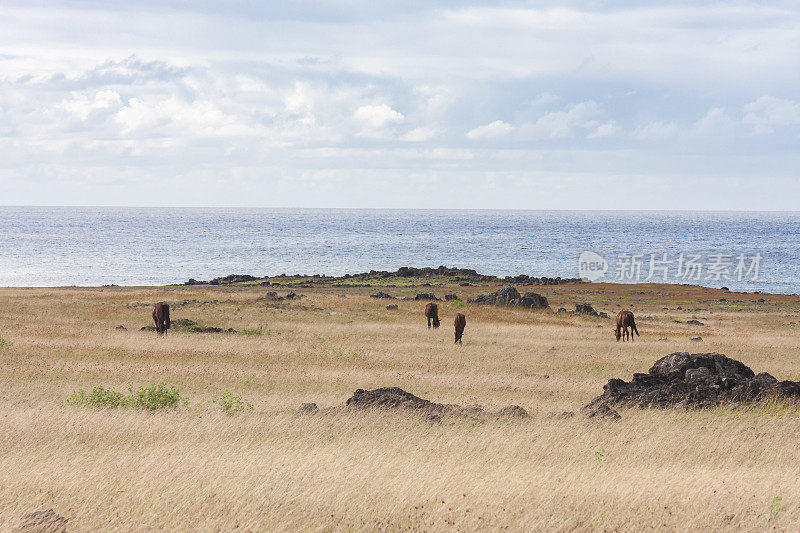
[585,352,800,411]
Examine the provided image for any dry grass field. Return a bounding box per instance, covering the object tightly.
[2,282,800,531]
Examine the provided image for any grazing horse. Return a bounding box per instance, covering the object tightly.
[454,313,466,344]
[152,302,171,335]
[614,310,639,341]
[424,303,440,328]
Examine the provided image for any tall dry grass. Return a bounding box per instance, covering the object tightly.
[0,283,799,530]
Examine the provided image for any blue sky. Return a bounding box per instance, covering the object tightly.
[0,1,798,209]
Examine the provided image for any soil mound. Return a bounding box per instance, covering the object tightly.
[585,352,800,410]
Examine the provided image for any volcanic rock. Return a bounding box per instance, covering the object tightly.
[574,303,599,316]
[370,291,394,299]
[471,286,520,305]
[520,292,549,309]
[585,352,800,411]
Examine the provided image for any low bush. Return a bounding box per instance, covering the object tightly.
[68,386,126,408]
[213,392,253,415]
[68,382,185,410]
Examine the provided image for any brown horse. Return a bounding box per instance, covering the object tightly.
[614,310,639,341]
[425,303,440,328]
[454,313,466,344]
[152,302,171,335]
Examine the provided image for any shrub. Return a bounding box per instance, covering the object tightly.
[213,392,253,415]
[68,382,184,410]
[128,382,183,410]
[68,386,126,408]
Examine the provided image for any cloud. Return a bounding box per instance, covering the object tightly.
[401,126,437,142]
[0,3,798,208]
[743,96,800,134]
[354,104,404,129]
[587,120,617,139]
[466,120,514,140]
[523,101,601,139]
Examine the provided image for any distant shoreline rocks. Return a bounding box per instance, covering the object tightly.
[180,266,583,287]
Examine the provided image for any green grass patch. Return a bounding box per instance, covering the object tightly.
[68,382,185,410]
[68,386,126,408]
[213,392,253,415]
[239,328,263,336]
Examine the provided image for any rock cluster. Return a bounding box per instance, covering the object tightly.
[585,352,800,411]
[469,286,549,308]
[300,387,529,420]
[370,291,394,299]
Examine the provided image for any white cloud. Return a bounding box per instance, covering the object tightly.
[58,90,121,121]
[0,2,798,208]
[690,107,735,139]
[587,120,617,139]
[401,126,437,142]
[354,104,404,129]
[743,96,800,134]
[466,120,514,140]
[525,101,600,138]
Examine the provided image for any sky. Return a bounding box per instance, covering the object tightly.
[0,1,798,209]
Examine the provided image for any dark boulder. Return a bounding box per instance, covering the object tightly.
[347,387,432,410]
[471,286,521,305]
[574,303,599,316]
[285,291,302,300]
[520,292,549,309]
[386,304,399,310]
[297,403,319,415]
[444,293,460,301]
[333,387,524,420]
[412,293,440,301]
[370,291,394,299]
[585,352,800,411]
[686,319,704,326]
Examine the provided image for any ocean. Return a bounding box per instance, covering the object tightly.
[1,207,798,293]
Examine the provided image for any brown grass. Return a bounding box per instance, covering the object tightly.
[1,283,800,530]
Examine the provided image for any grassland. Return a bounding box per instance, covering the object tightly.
[1,281,800,531]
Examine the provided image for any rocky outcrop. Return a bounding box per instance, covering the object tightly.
[585,352,800,411]
[520,292,549,308]
[574,303,600,316]
[470,286,549,308]
[301,387,529,420]
[370,291,394,299]
[471,286,520,305]
[386,304,399,310]
[404,293,440,301]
